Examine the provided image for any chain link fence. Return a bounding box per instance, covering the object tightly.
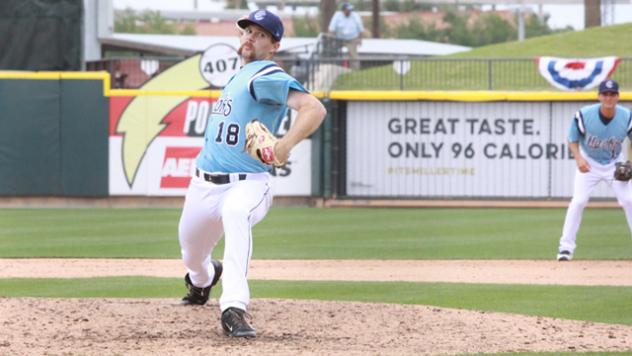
[86,57,182,89]
[87,56,632,92]
[297,56,632,92]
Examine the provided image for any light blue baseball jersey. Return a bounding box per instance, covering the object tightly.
[568,103,632,164]
[196,60,307,173]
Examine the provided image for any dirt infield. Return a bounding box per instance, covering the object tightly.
[3,258,632,286]
[2,259,632,355]
[2,297,632,355]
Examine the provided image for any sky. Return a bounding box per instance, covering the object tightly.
[488,3,632,30]
[112,0,632,30]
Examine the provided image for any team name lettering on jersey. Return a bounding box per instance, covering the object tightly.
[212,97,233,116]
[586,134,621,158]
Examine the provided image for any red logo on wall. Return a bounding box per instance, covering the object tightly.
[161,147,202,188]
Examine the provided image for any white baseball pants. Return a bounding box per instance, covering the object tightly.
[178,172,272,312]
[559,155,632,254]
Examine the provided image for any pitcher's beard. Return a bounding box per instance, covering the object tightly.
[238,43,256,63]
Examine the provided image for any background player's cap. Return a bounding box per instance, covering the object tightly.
[341,2,354,10]
[599,79,619,94]
[237,9,284,42]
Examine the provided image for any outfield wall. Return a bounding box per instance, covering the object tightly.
[2,71,631,200]
[327,91,632,200]
[0,72,322,197]
[0,73,108,196]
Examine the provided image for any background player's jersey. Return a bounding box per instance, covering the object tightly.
[196,60,307,173]
[568,103,632,164]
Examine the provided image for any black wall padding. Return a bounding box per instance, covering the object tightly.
[0,0,83,70]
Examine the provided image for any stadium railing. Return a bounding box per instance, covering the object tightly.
[87,56,632,92]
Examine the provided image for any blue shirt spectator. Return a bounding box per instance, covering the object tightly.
[328,3,364,41]
[327,3,364,70]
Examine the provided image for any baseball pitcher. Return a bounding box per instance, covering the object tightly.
[178,9,326,337]
[557,79,632,261]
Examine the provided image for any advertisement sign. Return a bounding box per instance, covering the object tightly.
[109,96,312,196]
[108,44,312,196]
[346,101,629,198]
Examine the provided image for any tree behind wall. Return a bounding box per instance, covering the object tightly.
[293,15,320,37]
[114,9,196,35]
[320,0,337,36]
[585,0,601,28]
[226,0,248,9]
[389,10,562,46]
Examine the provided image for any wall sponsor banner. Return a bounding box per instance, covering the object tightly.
[346,101,630,198]
[108,43,312,197]
[109,96,312,196]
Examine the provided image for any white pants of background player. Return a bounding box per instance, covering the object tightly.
[559,154,632,254]
[179,172,272,312]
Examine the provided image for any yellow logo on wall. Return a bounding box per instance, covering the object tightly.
[114,44,239,187]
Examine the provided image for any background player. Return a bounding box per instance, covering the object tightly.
[177,9,326,337]
[557,79,632,261]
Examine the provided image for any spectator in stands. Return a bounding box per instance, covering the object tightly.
[327,2,364,70]
[113,61,127,89]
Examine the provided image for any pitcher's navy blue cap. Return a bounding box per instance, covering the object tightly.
[599,79,619,94]
[341,2,354,10]
[237,9,284,41]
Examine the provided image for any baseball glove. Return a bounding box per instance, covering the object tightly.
[614,161,632,181]
[245,119,286,167]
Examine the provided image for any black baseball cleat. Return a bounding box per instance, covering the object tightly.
[181,259,223,305]
[221,307,256,338]
[557,250,573,261]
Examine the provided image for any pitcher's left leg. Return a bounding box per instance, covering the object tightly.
[179,178,225,289]
[219,179,273,312]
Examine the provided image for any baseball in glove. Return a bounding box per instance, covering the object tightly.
[614,161,632,181]
[245,119,286,167]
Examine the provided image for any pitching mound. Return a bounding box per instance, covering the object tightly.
[2,297,632,355]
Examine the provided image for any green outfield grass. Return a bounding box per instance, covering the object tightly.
[2,206,632,330]
[1,278,631,326]
[1,207,631,260]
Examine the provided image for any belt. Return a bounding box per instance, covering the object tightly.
[196,169,246,185]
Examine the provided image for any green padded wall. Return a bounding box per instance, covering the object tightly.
[0,78,108,196]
